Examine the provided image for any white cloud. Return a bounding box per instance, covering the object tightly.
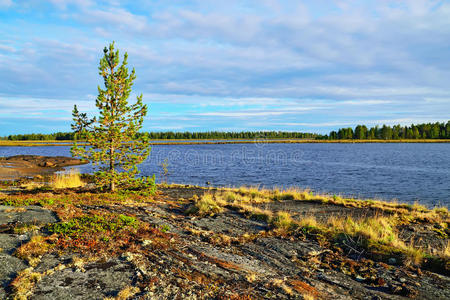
[276,118,450,128]
[195,106,322,118]
[48,0,92,10]
[1,1,450,133]
[0,44,15,52]
[78,7,148,32]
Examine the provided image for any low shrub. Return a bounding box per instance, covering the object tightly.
[47,213,138,237]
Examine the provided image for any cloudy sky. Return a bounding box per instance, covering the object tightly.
[0,0,449,135]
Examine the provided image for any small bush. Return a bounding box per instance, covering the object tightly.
[47,214,138,237]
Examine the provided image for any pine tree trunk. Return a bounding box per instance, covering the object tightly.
[110,144,115,192]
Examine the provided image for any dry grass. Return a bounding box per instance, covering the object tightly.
[269,278,293,296]
[245,272,258,283]
[13,224,41,235]
[182,186,447,270]
[228,188,446,271]
[328,216,401,246]
[215,186,449,225]
[224,191,433,268]
[271,211,295,232]
[10,267,42,300]
[442,241,450,258]
[186,193,225,215]
[297,216,318,229]
[15,235,54,267]
[307,215,426,266]
[51,169,85,189]
[10,263,69,300]
[103,285,140,300]
[20,182,45,190]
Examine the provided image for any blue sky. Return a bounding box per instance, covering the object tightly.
[0,0,449,135]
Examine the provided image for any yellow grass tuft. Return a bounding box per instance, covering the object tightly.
[10,267,42,300]
[297,216,318,228]
[15,235,53,267]
[441,240,450,258]
[51,169,85,189]
[20,182,44,190]
[186,192,225,215]
[271,211,295,231]
[328,216,401,246]
[327,215,426,265]
[116,285,140,300]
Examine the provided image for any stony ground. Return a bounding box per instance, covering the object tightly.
[0,185,449,299]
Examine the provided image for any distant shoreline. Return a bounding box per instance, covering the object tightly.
[1,139,450,147]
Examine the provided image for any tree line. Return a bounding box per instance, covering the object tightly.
[1,131,319,141]
[2,122,449,141]
[324,121,450,140]
[142,131,319,140]
[0,132,75,141]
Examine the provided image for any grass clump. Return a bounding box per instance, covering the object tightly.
[13,224,41,235]
[329,216,400,246]
[10,267,42,300]
[104,285,140,300]
[186,193,224,216]
[297,216,319,230]
[442,241,450,258]
[317,216,431,267]
[51,169,85,189]
[271,211,296,232]
[15,235,55,267]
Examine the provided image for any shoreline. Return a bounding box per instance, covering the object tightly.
[0,157,447,208]
[0,155,87,180]
[1,138,450,147]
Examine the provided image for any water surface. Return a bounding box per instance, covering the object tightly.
[0,143,448,206]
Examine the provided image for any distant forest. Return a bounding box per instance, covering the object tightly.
[1,121,449,141]
[324,121,450,140]
[1,131,319,141]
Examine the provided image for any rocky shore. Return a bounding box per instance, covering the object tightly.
[0,182,449,299]
[0,155,87,180]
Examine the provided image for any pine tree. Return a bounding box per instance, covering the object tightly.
[71,42,154,192]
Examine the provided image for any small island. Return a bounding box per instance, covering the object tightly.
[0,155,87,180]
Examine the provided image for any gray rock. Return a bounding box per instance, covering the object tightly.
[0,234,24,254]
[32,259,135,300]
[0,205,58,226]
[190,212,267,236]
[0,253,28,295]
[34,254,71,273]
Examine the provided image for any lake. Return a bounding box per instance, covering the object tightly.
[0,143,449,207]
